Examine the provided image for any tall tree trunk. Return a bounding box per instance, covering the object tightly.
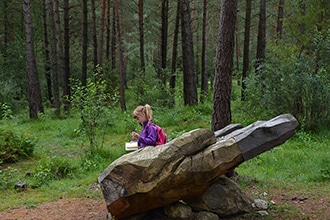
[169,0,181,107]
[241,0,252,101]
[212,0,237,131]
[192,0,199,88]
[55,0,69,113]
[3,0,9,61]
[276,0,285,40]
[235,11,240,85]
[170,0,181,91]
[181,0,197,106]
[22,0,44,118]
[114,0,126,111]
[63,0,70,112]
[255,0,266,76]
[200,0,208,103]
[98,0,106,66]
[160,0,169,85]
[106,0,111,60]
[82,0,88,86]
[293,0,306,117]
[42,0,52,103]
[91,0,98,68]
[138,0,145,72]
[111,3,116,70]
[48,0,61,115]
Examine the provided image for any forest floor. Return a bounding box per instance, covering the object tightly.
[0,183,329,220]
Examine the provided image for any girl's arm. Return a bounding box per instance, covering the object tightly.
[138,125,158,147]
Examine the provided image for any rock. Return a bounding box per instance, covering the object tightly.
[185,176,252,217]
[14,180,27,190]
[163,202,193,219]
[98,114,299,219]
[253,199,268,210]
[194,211,219,220]
[257,210,269,216]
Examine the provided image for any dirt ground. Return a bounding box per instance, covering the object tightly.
[0,186,329,220]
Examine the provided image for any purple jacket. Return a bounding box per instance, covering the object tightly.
[138,121,158,148]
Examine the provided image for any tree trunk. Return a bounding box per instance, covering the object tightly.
[138,0,145,72]
[255,0,266,76]
[170,0,181,91]
[241,0,252,101]
[200,0,208,103]
[97,0,106,66]
[111,4,116,70]
[63,0,70,112]
[212,0,237,131]
[48,0,61,115]
[3,0,9,61]
[160,0,169,85]
[106,0,111,61]
[22,0,44,118]
[42,0,52,103]
[235,11,240,85]
[55,0,70,113]
[293,0,306,117]
[276,0,285,40]
[114,0,126,111]
[82,0,88,86]
[91,0,98,68]
[181,0,197,106]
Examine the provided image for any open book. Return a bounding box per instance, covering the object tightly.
[125,142,138,151]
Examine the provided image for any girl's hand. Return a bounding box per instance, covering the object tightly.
[131,131,140,139]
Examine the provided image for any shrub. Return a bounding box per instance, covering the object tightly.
[0,103,13,120]
[0,129,34,164]
[244,33,330,130]
[70,66,119,154]
[30,156,77,188]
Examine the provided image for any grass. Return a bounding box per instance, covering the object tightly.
[0,103,329,217]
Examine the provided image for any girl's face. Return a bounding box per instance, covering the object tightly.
[134,114,147,124]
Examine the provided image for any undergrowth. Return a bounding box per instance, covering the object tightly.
[0,99,329,212]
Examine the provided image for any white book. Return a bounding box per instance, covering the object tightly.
[125,142,139,151]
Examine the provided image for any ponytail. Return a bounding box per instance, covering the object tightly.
[144,104,153,125]
[132,104,153,125]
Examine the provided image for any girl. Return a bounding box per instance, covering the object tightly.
[131,104,158,148]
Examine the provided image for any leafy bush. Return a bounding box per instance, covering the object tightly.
[0,129,34,164]
[244,32,330,130]
[70,66,119,154]
[0,103,13,120]
[129,66,174,108]
[30,156,77,188]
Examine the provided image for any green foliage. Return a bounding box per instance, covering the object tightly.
[70,66,119,154]
[0,129,34,164]
[244,31,330,130]
[128,65,174,108]
[0,166,19,190]
[0,103,13,120]
[0,100,329,214]
[30,156,77,188]
[0,79,23,114]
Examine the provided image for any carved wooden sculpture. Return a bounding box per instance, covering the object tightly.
[98,114,299,219]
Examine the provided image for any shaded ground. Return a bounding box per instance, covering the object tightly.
[0,186,329,220]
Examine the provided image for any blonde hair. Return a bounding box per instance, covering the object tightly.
[133,104,153,125]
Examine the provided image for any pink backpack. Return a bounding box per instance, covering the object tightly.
[155,125,167,146]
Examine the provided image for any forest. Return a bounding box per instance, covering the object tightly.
[0,0,329,219]
[0,0,328,128]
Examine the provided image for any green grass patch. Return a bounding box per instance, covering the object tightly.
[0,102,329,214]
